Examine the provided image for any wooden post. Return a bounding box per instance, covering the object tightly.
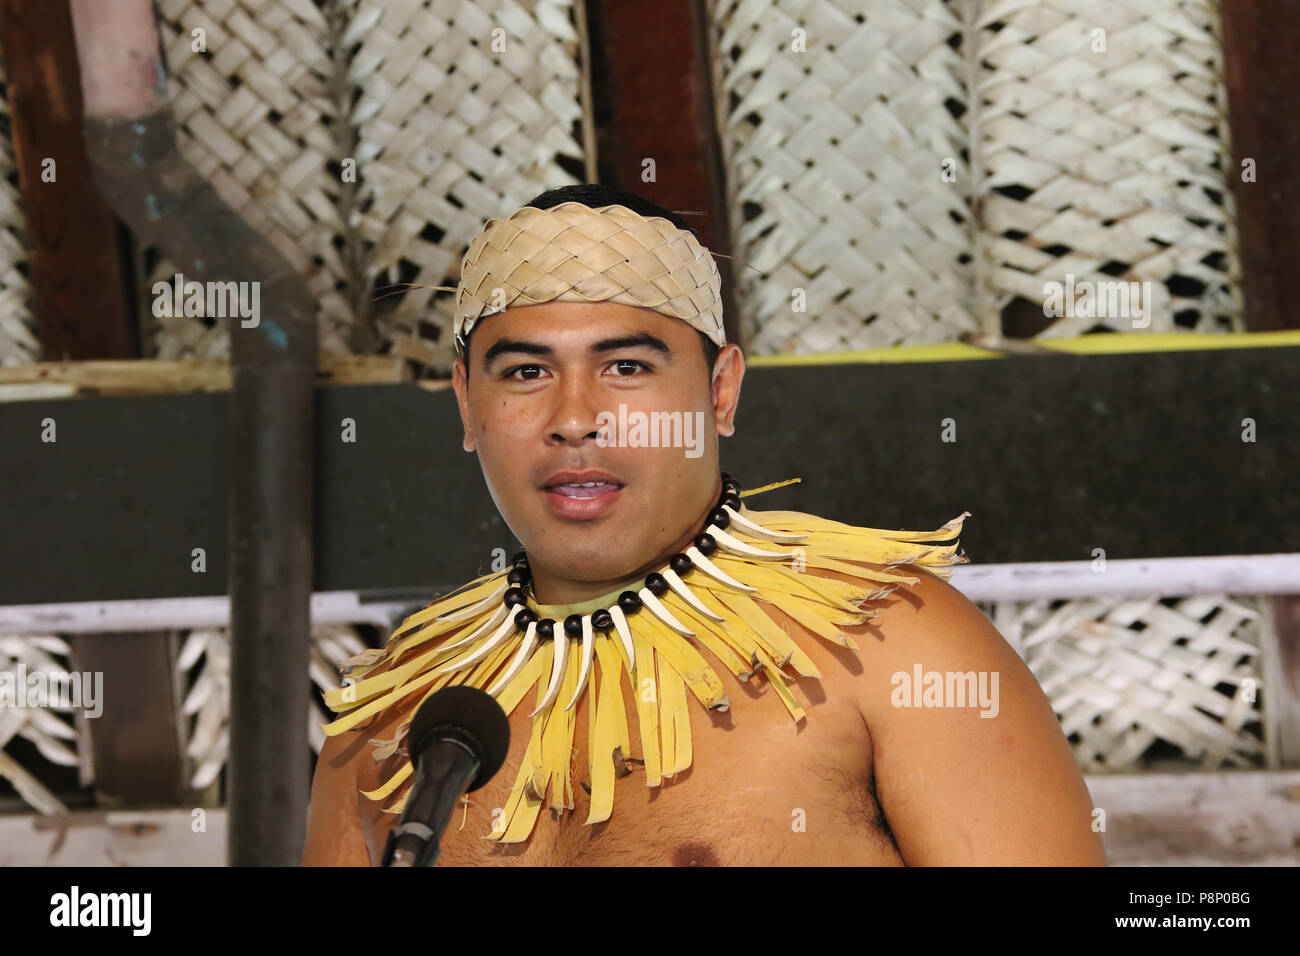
[1263,597,1300,768]
[1221,3,1300,769]
[1221,3,1300,335]
[584,0,741,347]
[0,0,190,809]
[67,632,189,806]
[0,0,134,359]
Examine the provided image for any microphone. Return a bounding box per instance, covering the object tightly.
[380,685,511,867]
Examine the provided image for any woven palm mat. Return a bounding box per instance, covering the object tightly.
[707,0,977,354]
[178,622,367,789]
[0,624,365,813]
[0,63,38,366]
[983,593,1266,772]
[705,0,1242,352]
[968,0,1242,337]
[0,635,79,815]
[143,0,587,373]
[146,0,347,360]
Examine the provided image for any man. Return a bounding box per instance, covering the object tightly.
[302,184,1106,866]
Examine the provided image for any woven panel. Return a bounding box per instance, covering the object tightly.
[971,0,1242,336]
[147,0,350,360]
[984,593,1265,772]
[0,624,366,813]
[707,0,977,354]
[0,64,39,366]
[179,623,367,789]
[706,0,1242,352]
[144,0,587,375]
[347,0,587,371]
[0,635,78,814]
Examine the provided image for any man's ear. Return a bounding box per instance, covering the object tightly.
[710,344,744,438]
[450,356,476,452]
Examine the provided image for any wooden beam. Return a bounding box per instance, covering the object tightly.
[3,769,1297,865]
[67,631,188,807]
[0,355,411,399]
[1221,3,1300,333]
[0,0,134,359]
[1264,596,1300,768]
[0,592,411,635]
[584,0,740,347]
[0,807,226,866]
[1086,768,1300,866]
[1220,7,1300,771]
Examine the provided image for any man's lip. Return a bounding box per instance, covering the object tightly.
[541,471,625,489]
[544,482,622,496]
[543,483,623,519]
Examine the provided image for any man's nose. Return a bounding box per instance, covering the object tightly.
[545,376,604,444]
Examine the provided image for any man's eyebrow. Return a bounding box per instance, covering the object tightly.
[481,338,551,371]
[481,333,673,371]
[589,333,672,357]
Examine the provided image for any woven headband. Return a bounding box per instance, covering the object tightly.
[452,201,725,355]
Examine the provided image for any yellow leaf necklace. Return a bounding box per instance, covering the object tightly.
[321,474,968,844]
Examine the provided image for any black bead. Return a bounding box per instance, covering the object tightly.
[695,533,717,556]
[708,508,730,530]
[721,494,741,511]
[564,614,583,637]
[720,471,736,485]
[670,552,693,575]
[503,587,526,607]
[514,608,537,630]
[645,572,669,597]
[537,618,554,639]
[592,609,613,631]
[507,568,528,585]
[618,590,642,613]
[511,550,529,569]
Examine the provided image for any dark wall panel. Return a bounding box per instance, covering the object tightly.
[1,346,1296,605]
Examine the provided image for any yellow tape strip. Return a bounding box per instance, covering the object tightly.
[746,330,1300,367]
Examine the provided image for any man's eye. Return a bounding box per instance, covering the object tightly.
[607,359,650,376]
[503,364,547,380]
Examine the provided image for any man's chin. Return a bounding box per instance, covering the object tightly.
[525,536,645,586]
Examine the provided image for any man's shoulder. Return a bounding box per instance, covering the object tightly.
[304,716,377,865]
[316,713,376,786]
[808,560,977,632]
[802,561,1008,712]
[316,698,413,810]
[316,721,363,779]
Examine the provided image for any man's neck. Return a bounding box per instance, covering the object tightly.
[528,482,721,606]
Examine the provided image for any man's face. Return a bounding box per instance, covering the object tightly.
[451,302,744,589]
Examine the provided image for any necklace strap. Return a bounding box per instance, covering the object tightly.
[529,585,627,619]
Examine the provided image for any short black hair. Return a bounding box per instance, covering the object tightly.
[459,184,721,380]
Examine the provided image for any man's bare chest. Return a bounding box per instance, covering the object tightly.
[356,656,904,866]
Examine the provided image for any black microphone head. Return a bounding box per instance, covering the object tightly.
[407,685,511,791]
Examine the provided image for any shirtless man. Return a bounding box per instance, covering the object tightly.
[302,185,1106,866]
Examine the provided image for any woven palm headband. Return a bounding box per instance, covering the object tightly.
[452,201,726,356]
